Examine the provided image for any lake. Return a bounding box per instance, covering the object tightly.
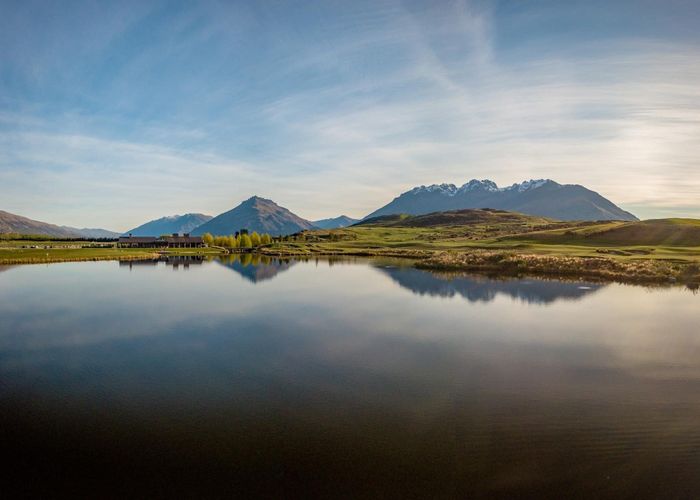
[1,256,699,498]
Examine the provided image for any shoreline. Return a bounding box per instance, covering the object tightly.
[257,246,700,286]
[0,253,162,265]
[414,250,700,286]
[2,246,699,287]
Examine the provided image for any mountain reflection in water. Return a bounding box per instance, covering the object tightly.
[119,256,606,305]
[375,264,605,304]
[215,254,297,282]
[118,254,296,282]
[1,258,699,498]
[119,255,205,270]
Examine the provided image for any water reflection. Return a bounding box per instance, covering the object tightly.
[375,265,606,304]
[119,255,205,270]
[214,254,297,282]
[0,258,698,498]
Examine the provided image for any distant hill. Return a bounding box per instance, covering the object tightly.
[64,227,121,238]
[365,179,638,222]
[0,210,119,238]
[192,196,315,236]
[312,215,359,229]
[358,208,553,228]
[515,218,700,247]
[590,219,700,246]
[125,213,212,236]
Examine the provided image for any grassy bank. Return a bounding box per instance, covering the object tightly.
[416,251,700,285]
[253,214,700,284]
[4,213,700,285]
[0,244,226,265]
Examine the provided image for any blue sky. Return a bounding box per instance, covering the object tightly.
[1,0,699,230]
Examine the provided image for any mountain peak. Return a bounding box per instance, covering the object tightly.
[404,179,553,197]
[365,178,637,222]
[243,195,277,207]
[505,179,557,192]
[193,197,314,236]
[407,183,458,196]
[312,215,360,229]
[244,195,263,203]
[458,179,500,193]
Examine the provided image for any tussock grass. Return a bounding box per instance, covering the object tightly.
[255,216,700,284]
[417,251,699,284]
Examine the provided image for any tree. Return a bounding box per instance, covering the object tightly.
[250,231,261,247]
[202,233,214,246]
[240,233,252,248]
[261,233,272,245]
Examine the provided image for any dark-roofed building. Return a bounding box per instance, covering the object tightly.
[161,233,204,248]
[118,236,162,248]
[118,233,204,248]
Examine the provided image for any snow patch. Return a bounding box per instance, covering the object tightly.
[405,179,553,197]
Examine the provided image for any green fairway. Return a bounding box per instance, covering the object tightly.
[0,241,226,264]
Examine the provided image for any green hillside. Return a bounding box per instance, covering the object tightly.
[358,208,554,228]
[506,218,700,247]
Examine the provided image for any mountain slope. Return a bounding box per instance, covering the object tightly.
[357,208,553,228]
[125,213,212,236]
[513,218,700,247]
[0,210,118,238]
[192,196,315,236]
[64,227,121,238]
[312,215,359,229]
[366,179,638,222]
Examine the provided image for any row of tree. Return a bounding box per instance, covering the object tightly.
[202,232,272,249]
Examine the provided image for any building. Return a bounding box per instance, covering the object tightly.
[118,233,204,248]
[160,233,205,248]
[117,236,163,248]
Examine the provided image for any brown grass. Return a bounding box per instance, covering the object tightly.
[417,251,700,284]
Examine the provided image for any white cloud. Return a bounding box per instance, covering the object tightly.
[2,0,700,226]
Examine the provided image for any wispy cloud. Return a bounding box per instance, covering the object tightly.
[1,0,700,228]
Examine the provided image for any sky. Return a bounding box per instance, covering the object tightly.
[1,0,699,231]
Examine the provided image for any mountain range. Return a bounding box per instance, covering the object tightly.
[365,179,638,221]
[376,265,604,304]
[1,179,639,238]
[192,196,316,236]
[125,213,213,236]
[312,215,359,229]
[0,210,120,238]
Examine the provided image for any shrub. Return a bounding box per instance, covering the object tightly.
[240,234,252,248]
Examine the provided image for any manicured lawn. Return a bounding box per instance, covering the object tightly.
[0,243,225,264]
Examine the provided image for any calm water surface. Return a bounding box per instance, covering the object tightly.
[1,257,699,498]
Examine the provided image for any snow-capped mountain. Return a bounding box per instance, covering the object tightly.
[365,179,638,221]
[407,179,548,197]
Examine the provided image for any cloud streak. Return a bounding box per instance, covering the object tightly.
[1,0,699,229]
